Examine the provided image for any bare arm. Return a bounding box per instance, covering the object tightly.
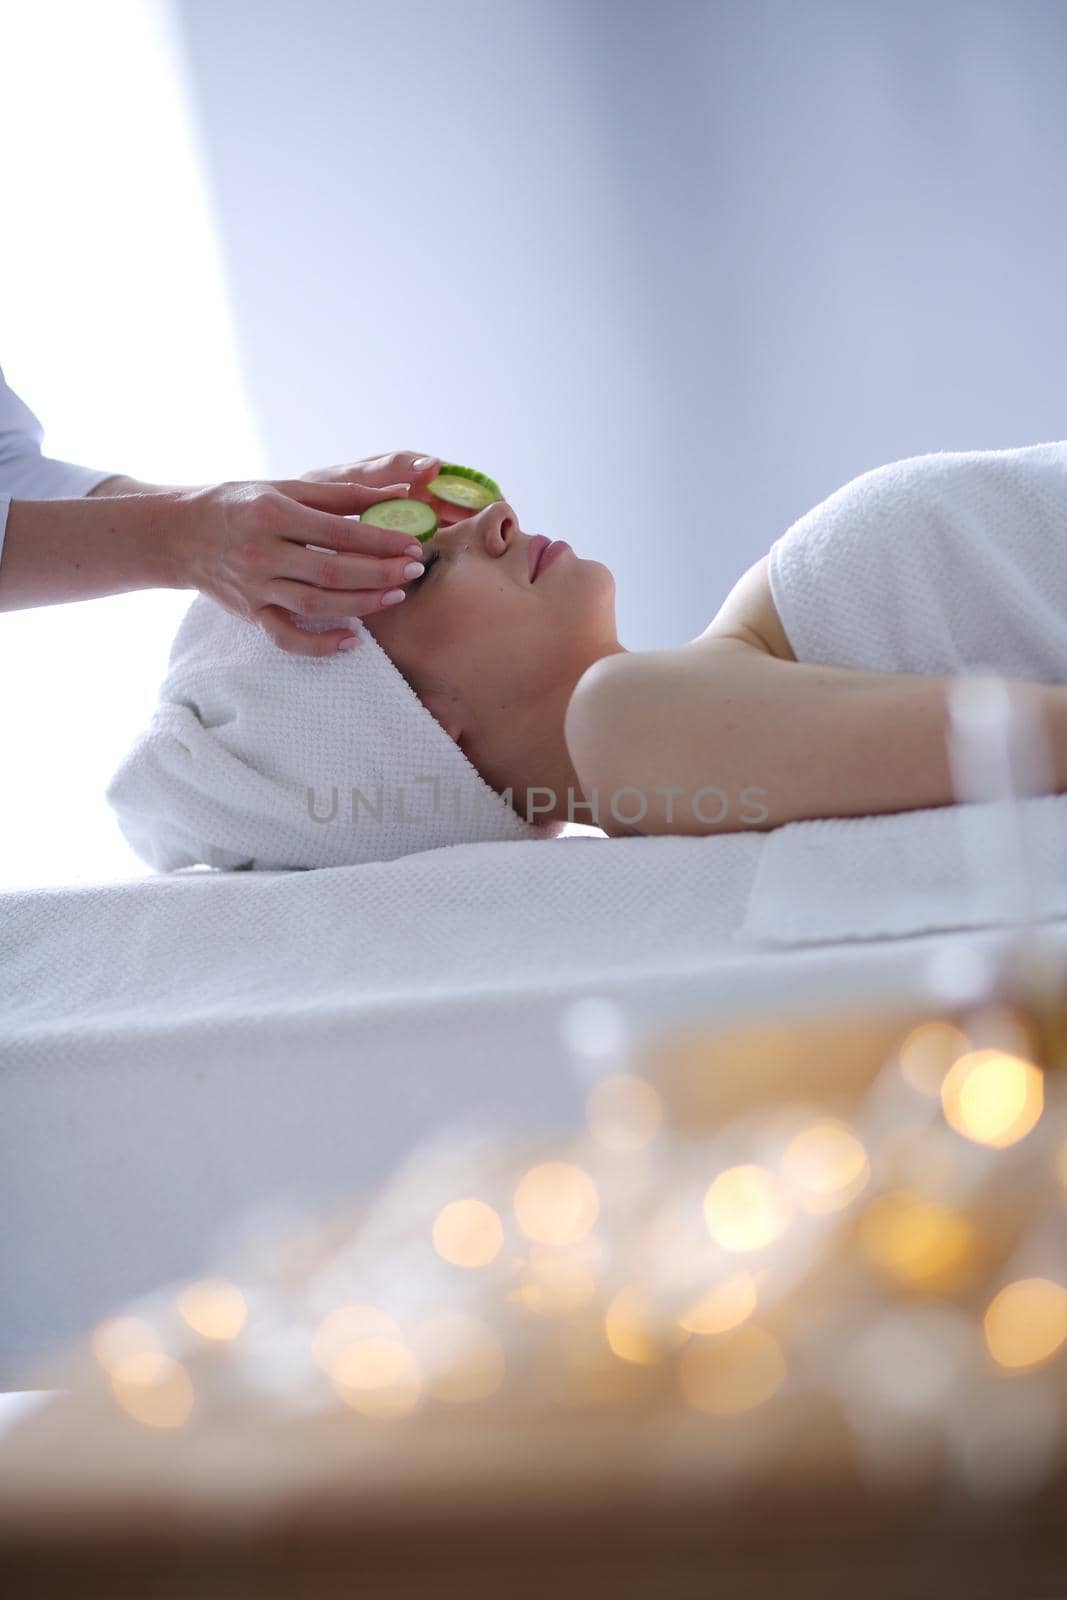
[0,491,182,609]
[563,639,1067,837]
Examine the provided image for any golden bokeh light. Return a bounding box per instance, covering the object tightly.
[312,1303,402,1373]
[313,1304,422,1417]
[419,1313,506,1404]
[432,1198,504,1269]
[513,1161,599,1247]
[109,1351,194,1429]
[177,1278,247,1341]
[679,1270,758,1336]
[91,1316,162,1376]
[604,1287,661,1366]
[940,1049,1044,1149]
[330,1339,421,1419]
[984,1277,1067,1371]
[897,1020,970,1097]
[703,1164,791,1252]
[859,1190,981,1292]
[585,1073,662,1152]
[677,1323,786,1415]
[516,1246,597,1315]
[780,1120,870,1214]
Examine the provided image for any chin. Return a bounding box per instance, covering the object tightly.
[579,557,617,618]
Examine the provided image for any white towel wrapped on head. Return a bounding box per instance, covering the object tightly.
[107,596,555,872]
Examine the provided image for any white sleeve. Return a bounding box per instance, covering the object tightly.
[0,365,117,502]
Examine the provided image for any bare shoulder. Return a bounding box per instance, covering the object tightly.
[700,553,797,662]
[563,638,782,838]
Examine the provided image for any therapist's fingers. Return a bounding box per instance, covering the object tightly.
[274,542,426,597]
[254,604,361,658]
[270,479,425,555]
[267,577,410,620]
[299,452,441,489]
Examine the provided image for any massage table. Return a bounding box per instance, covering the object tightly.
[4,791,1067,1384]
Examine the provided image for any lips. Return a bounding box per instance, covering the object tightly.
[528,535,551,583]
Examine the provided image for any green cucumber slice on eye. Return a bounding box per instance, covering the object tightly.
[426,463,503,510]
[359,499,439,541]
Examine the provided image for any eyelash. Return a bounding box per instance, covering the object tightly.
[414,548,441,583]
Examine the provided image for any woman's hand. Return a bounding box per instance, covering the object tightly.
[171,464,441,657]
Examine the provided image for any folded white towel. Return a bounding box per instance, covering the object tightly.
[768,439,1067,679]
[741,794,1067,947]
[107,596,554,872]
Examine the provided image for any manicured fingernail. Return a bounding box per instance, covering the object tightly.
[404,544,424,559]
[381,589,406,606]
[402,561,425,580]
[413,457,436,470]
[337,635,360,652]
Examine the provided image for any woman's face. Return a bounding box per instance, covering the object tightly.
[360,498,619,803]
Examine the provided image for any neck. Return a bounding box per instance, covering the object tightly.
[473,642,629,825]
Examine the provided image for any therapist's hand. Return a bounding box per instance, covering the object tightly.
[301,450,473,527]
[172,460,441,657]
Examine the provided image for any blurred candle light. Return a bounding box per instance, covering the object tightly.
[330,1336,422,1419]
[177,1277,247,1341]
[562,996,627,1062]
[514,1161,599,1247]
[940,1049,1044,1148]
[109,1350,194,1429]
[517,1246,597,1315]
[679,1270,758,1336]
[312,1303,402,1373]
[779,1119,870,1214]
[703,1164,791,1252]
[897,1021,972,1097]
[91,1315,163,1375]
[585,1073,662,1152]
[859,1191,982,1292]
[983,1277,1067,1371]
[677,1323,786,1414]
[432,1198,504,1268]
[604,1287,662,1365]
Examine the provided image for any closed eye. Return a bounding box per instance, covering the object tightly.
[409,547,442,587]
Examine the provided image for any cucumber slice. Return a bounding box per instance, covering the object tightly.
[359,499,439,541]
[426,463,503,511]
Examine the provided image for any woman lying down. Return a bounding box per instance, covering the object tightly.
[108,439,1067,872]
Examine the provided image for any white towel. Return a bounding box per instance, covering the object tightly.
[768,439,1067,679]
[749,441,1067,945]
[741,794,1067,946]
[106,595,555,872]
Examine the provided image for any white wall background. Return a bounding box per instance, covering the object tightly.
[0,0,264,889]
[3,0,1067,888]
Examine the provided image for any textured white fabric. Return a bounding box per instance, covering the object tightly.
[750,441,1067,945]
[741,793,1067,946]
[0,829,764,1372]
[768,439,1067,679]
[107,593,557,871]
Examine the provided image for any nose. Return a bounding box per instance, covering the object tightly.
[480,499,520,553]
